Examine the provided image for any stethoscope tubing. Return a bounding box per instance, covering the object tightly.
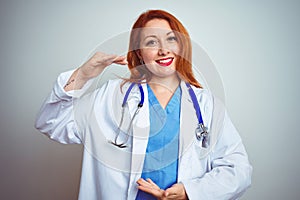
[110,82,209,148]
[110,82,144,148]
[185,82,204,125]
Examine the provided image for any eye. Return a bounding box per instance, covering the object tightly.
[146,39,158,47]
[167,36,177,42]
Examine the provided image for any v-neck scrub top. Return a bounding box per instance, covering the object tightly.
[136,84,182,200]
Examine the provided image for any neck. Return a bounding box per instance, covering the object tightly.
[148,74,180,94]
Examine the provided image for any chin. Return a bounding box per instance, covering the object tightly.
[153,69,177,78]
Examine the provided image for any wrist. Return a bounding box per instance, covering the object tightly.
[63,68,89,91]
[63,79,75,89]
[77,64,106,81]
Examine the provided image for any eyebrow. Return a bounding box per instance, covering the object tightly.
[166,31,174,35]
[143,31,175,40]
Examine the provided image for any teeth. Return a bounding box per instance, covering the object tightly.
[157,58,172,63]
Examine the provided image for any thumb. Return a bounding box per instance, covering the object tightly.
[163,190,170,197]
[113,56,128,65]
[164,183,180,197]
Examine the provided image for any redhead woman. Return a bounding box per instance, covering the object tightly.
[35,10,252,200]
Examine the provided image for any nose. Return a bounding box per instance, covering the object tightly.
[158,42,170,56]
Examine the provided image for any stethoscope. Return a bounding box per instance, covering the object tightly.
[109,82,209,148]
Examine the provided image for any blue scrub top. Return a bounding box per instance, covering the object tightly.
[136,84,181,200]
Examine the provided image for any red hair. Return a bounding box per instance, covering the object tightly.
[125,9,202,88]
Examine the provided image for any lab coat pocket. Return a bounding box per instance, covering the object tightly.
[189,141,212,178]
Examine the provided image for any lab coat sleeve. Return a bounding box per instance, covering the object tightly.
[181,112,252,200]
[35,69,93,144]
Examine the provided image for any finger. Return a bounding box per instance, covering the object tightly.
[137,185,164,198]
[146,178,160,190]
[93,52,116,61]
[165,183,187,200]
[164,184,180,196]
[114,59,128,65]
[136,178,152,187]
[99,54,119,64]
[113,56,128,65]
[137,178,164,198]
[98,55,127,66]
[163,194,178,200]
[136,178,148,185]
[112,55,126,62]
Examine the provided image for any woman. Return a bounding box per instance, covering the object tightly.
[35,10,252,200]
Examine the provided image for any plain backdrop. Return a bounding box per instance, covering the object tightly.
[0,0,299,199]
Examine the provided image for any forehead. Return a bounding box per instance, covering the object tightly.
[145,19,171,29]
[141,19,173,36]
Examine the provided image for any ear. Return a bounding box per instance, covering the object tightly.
[136,50,142,60]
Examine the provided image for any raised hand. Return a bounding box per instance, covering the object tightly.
[64,52,127,91]
[78,52,127,81]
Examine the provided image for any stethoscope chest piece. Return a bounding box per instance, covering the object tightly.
[195,123,209,148]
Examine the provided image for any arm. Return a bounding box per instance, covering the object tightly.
[182,112,252,200]
[34,69,84,144]
[35,52,127,144]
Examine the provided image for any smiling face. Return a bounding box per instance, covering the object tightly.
[138,19,180,79]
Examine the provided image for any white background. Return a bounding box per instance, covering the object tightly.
[0,0,299,199]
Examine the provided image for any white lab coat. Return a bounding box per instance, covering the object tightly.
[35,70,252,200]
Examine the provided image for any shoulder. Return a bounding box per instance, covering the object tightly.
[76,78,124,104]
[190,85,214,110]
[192,86,212,99]
[75,79,125,119]
[102,78,123,89]
[91,78,127,96]
[104,79,134,90]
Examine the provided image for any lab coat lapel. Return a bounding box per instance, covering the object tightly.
[127,83,150,199]
[178,81,198,181]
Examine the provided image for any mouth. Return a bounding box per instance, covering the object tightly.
[155,57,174,67]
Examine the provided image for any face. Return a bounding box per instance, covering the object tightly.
[138,19,180,79]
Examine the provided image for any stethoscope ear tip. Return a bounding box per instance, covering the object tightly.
[108,140,128,148]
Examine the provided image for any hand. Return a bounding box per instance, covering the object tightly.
[137,178,188,200]
[64,52,127,91]
[77,52,127,82]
